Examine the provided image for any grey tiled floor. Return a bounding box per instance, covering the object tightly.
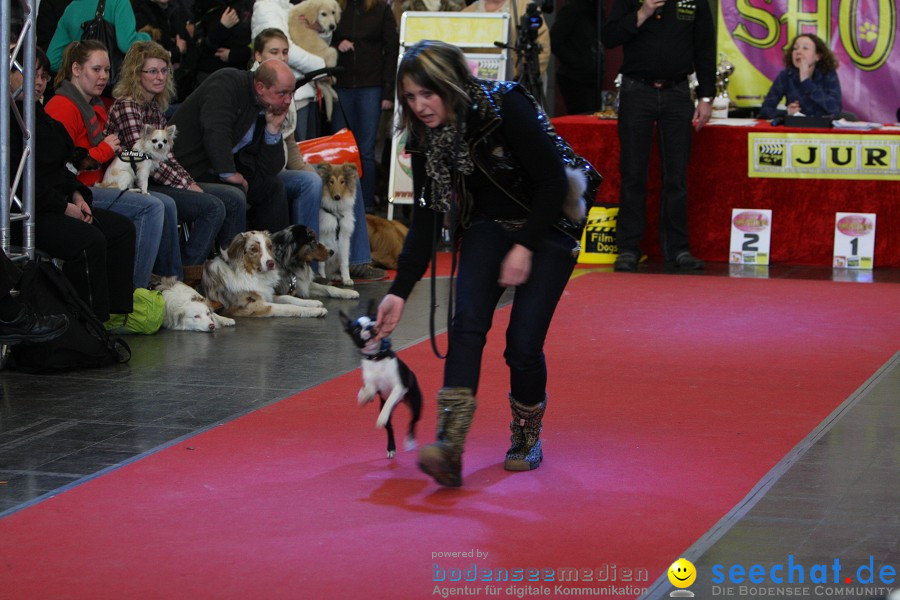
[1,263,897,600]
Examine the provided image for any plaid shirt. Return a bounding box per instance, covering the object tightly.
[105,98,195,189]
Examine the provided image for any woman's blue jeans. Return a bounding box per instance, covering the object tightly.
[90,186,166,288]
[280,169,372,265]
[149,185,226,272]
[444,218,577,405]
[197,182,248,250]
[331,87,382,211]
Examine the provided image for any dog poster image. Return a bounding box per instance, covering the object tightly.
[730,209,772,265]
[833,212,876,269]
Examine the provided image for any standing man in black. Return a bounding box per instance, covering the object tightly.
[602,0,715,271]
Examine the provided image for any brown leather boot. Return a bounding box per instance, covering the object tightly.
[503,395,546,471]
[417,387,476,487]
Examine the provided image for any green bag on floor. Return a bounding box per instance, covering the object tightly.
[105,288,165,335]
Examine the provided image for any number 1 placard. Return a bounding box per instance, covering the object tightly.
[833,212,876,269]
[729,209,772,265]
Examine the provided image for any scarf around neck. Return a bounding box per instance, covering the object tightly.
[55,80,106,147]
[424,120,474,213]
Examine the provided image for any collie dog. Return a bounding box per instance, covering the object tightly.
[271,225,360,300]
[201,231,328,318]
[365,214,408,270]
[151,277,235,332]
[99,125,174,194]
[340,304,422,458]
[316,163,357,286]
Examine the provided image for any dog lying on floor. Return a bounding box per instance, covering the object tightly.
[271,225,360,300]
[201,230,328,318]
[340,304,422,458]
[316,163,358,286]
[365,214,408,270]
[150,276,235,332]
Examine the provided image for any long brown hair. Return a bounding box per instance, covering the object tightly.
[395,40,472,140]
[54,40,108,89]
[112,41,176,111]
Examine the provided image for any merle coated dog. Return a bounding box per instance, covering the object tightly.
[339,302,422,458]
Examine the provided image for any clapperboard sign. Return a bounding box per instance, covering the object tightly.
[833,212,876,269]
[729,209,772,265]
[577,206,619,264]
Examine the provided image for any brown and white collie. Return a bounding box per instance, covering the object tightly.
[201,231,328,318]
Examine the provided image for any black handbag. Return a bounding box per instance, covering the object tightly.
[80,0,124,88]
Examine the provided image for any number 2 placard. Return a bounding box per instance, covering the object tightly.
[730,209,772,265]
[833,212,876,269]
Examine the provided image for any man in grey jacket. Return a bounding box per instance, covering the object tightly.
[170,60,295,238]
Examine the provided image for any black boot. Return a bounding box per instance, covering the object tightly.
[417,387,476,487]
[0,306,69,345]
[504,395,546,471]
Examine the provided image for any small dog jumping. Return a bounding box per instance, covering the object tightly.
[340,303,422,458]
[99,125,175,194]
[316,163,357,286]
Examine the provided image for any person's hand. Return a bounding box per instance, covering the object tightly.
[71,191,93,222]
[64,202,84,221]
[381,99,394,111]
[297,14,321,32]
[797,58,816,81]
[175,34,187,54]
[265,106,289,133]
[222,172,249,193]
[219,7,239,28]
[185,22,196,38]
[637,0,664,24]
[786,100,802,115]
[103,133,121,153]
[499,244,532,287]
[214,47,231,62]
[188,182,204,193]
[375,294,405,341]
[693,100,712,131]
[338,40,354,53]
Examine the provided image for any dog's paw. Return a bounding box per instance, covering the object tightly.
[341,278,354,288]
[333,288,360,299]
[310,307,328,318]
[404,435,416,452]
[386,450,396,459]
[357,390,374,405]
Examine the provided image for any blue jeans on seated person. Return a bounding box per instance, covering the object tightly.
[196,181,248,250]
[280,169,372,265]
[444,217,577,406]
[90,186,166,289]
[149,185,226,270]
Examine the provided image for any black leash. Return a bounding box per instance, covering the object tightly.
[429,213,457,360]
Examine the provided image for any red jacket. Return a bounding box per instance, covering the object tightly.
[45,94,116,186]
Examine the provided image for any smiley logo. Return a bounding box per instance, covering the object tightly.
[668,558,696,588]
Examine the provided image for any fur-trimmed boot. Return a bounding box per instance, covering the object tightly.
[417,387,477,487]
[504,395,546,471]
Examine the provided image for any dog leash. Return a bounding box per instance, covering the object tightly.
[428,214,456,360]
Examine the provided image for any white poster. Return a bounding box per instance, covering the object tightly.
[833,212,876,269]
[729,209,772,265]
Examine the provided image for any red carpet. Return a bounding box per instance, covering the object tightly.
[1,274,898,599]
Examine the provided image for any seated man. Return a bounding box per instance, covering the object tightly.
[169,60,296,240]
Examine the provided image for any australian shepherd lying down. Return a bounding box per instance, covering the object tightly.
[271,225,359,300]
[202,231,328,318]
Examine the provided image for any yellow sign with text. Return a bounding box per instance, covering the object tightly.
[748,132,900,180]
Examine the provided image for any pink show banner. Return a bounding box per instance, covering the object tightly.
[719,0,900,123]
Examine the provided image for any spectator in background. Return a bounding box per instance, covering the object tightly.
[602,0,715,272]
[192,0,252,84]
[330,0,399,213]
[463,0,551,80]
[550,0,599,115]
[250,0,328,141]
[130,0,199,103]
[10,48,135,322]
[106,41,226,277]
[759,34,841,119]
[168,62,295,239]
[46,40,169,289]
[47,0,151,73]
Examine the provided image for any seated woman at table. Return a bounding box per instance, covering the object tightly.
[759,33,841,119]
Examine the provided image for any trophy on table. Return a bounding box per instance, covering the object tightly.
[712,52,735,118]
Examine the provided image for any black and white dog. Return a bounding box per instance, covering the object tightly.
[339,304,422,458]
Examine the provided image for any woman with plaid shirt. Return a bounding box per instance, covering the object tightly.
[106,41,231,275]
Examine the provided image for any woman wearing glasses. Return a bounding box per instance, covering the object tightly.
[105,41,232,276]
